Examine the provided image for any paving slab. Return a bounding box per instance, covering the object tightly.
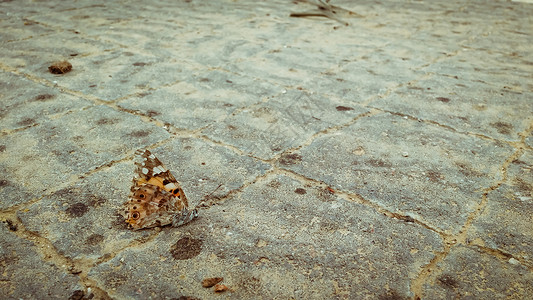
[16,161,144,261]
[0,0,532,299]
[306,51,425,102]
[467,151,533,264]
[1,31,114,75]
[203,89,369,160]
[421,245,533,299]
[90,174,443,299]
[0,223,83,299]
[1,71,90,131]
[279,113,514,234]
[56,50,199,101]
[421,50,531,97]
[0,14,55,42]
[372,73,532,141]
[0,105,169,208]
[27,3,140,29]
[527,135,533,148]
[16,138,270,261]
[130,138,273,201]
[117,69,279,130]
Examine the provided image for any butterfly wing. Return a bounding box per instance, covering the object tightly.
[123,150,196,230]
[125,183,176,229]
[134,149,189,210]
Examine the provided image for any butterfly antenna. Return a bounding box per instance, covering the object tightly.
[196,184,223,208]
[205,183,222,199]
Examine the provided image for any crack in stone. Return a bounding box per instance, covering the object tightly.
[410,138,527,298]
[0,213,112,299]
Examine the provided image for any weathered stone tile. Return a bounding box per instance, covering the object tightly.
[0,0,531,298]
[174,3,395,86]
[1,32,114,75]
[0,105,169,208]
[88,236,201,299]
[308,50,423,101]
[467,151,533,263]
[0,71,90,130]
[16,161,149,260]
[0,15,54,42]
[280,113,513,234]
[463,29,532,56]
[526,135,533,149]
[372,74,532,141]
[17,137,270,260]
[90,174,442,299]
[28,3,134,30]
[146,138,272,201]
[0,223,83,298]
[117,69,278,130]
[203,89,368,160]
[0,0,90,16]
[42,49,202,101]
[456,2,532,56]
[421,50,531,94]
[216,29,391,90]
[422,245,533,299]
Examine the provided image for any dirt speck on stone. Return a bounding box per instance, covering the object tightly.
[33,94,55,101]
[294,188,307,194]
[436,97,451,103]
[336,105,354,111]
[176,296,200,300]
[170,237,202,260]
[279,153,302,165]
[67,290,85,300]
[48,60,72,74]
[3,219,18,231]
[437,274,459,288]
[202,277,223,288]
[66,202,89,218]
[490,121,513,135]
[86,233,104,246]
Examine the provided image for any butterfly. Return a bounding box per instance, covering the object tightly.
[124,149,198,230]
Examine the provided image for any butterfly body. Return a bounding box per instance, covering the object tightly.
[124,150,198,230]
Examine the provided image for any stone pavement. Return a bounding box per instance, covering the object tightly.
[1,0,532,299]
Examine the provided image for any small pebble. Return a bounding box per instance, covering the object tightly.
[202,277,223,288]
[214,284,228,293]
[48,60,72,74]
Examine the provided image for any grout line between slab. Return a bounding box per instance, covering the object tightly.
[410,134,529,298]
[0,212,112,299]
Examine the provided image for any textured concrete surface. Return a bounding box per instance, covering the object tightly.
[1,0,532,299]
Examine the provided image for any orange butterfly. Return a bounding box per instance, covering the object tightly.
[123,150,198,230]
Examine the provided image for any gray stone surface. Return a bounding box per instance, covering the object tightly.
[203,89,369,159]
[279,113,514,235]
[421,246,533,299]
[1,0,532,299]
[468,151,533,263]
[118,69,279,131]
[0,223,83,299]
[16,138,270,261]
[1,71,90,131]
[16,161,142,261]
[372,73,532,141]
[90,174,443,299]
[1,105,169,209]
